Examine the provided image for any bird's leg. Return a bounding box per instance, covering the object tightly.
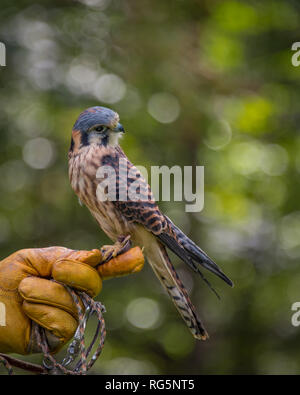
[100,235,132,264]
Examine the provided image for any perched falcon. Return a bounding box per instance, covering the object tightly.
[68,106,233,340]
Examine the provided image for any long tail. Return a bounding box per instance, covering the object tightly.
[133,226,208,340]
[158,216,233,288]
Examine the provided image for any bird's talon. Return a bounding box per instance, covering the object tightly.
[101,235,131,263]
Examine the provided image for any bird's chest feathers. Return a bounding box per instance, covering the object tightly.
[69,145,130,239]
[69,145,112,197]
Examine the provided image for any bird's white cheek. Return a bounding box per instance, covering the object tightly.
[88,133,103,145]
[108,132,122,147]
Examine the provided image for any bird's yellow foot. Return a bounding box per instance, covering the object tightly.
[100,235,131,263]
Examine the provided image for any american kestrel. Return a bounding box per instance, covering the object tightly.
[68,106,233,340]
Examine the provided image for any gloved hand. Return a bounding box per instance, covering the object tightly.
[0,246,144,355]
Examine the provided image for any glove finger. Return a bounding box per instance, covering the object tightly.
[22,301,77,343]
[66,249,102,267]
[52,259,102,297]
[98,247,145,280]
[19,277,82,319]
[16,248,102,278]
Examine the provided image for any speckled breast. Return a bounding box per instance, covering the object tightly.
[68,146,133,241]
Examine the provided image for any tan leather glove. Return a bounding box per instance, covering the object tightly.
[0,246,144,355]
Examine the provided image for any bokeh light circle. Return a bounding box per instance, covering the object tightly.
[23,138,55,169]
[147,92,180,124]
[94,73,126,104]
[126,297,160,329]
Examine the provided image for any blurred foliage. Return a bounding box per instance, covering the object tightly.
[0,0,300,375]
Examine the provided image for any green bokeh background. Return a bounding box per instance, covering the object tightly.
[0,0,300,374]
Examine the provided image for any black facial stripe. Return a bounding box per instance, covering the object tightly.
[69,138,74,152]
[80,130,109,148]
[102,134,108,147]
[80,131,89,147]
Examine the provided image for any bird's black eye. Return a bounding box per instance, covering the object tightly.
[95,126,105,133]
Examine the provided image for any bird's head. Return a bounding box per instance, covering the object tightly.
[70,106,125,153]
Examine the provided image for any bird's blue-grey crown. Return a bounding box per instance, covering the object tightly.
[73,106,122,132]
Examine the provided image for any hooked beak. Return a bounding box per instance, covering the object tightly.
[114,123,125,133]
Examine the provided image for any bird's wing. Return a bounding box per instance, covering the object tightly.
[99,147,232,339]
[113,148,233,287]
